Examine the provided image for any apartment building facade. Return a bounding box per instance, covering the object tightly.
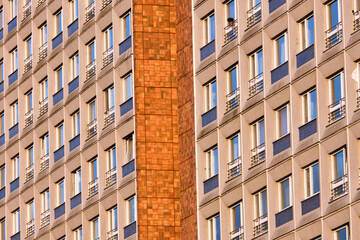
[0,0,359,239]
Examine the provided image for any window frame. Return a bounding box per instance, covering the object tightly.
[26,199,34,222]
[107,206,118,232]
[103,25,113,51]
[10,101,18,126]
[126,196,136,225]
[71,110,80,138]
[202,13,215,46]
[304,162,320,199]
[274,32,288,67]
[204,80,217,112]
[88,99,96,123]
[40,189,50,213]
[334,224,348,240]
[123,73,132,102]
[0,112,4,136]
[70,0,79,22]
[104,85,115,110]
[0,165,5,189]
[251,118,265,149]
[39,23,47,46]
[121,11,131,41]
[230,201,243,232]
[73,226,83,240]
[107,146,116,171]
[9,0,17,19]
[73,168,81,196]
[10,48,18,72]
[329,72,345,104]
[249,49,263,79]
[205,146,218,179]
[124,133,134,163]
[55,65,63,92]
[24,35,32,58]
[278,176,292,211]
[54,9,63,35]
[302,88,317,124]
[12,209,20,235]
[91,217,99,240]
[331,148,347,180]
[299,15,314,51]
[55,122,64,149]
[207,214,220,240]
[225,0,236,22]
[57,179,65,206]
[11,155,19,180]
[326,0,342,29]
[227,65,238,94]
[0,218,5,240]
[70,52,79,80]
[253,188,267,219]
[276,104,290,139]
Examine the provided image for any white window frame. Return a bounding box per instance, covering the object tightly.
[10,101,18,126]
[9,0,17,19]
[326,0,342,29]
[107,206,118,232]
[249,49,263,79]
[26,144,33,167]
[0,112,3,136]
[331,148,347,180]
[0,165,5,189]
[278,177,292,211]
[25,35,32,58]
[274,32,288,67]
[104,85,114,110]
[55,66,63,92]
[39,23,47,46]
[91,217,99,240]
[73,168,81,196]
[88,99,96,123]
[107,146,116,171]
[276,104,290,139]
[204,80,217,112]
[227,65,238,94]
[0,218,5,240]
[10,48,18,72]
[203,13,215,46]
[103,25,113,51]
[70,53,79,80]
[124,133,134,163]
[27,200,34,222]
[304,162,320,199]
[41,189,50,212]
[253,189,267,219]
[299,15,314,51]
[121,12,131,41]
[126,196,136,225]
[87,40,96,64]
[302,88,317,124]
[251,119,264,149]
[207,214,220,240]
[225,0,236,22]
[89,158,98,181]
[56,123,64,149]
[54,10,62,35]
[70,0,78,22]
[12,209,20,234]
[228,133,240,162]
[57,179,65,206]
[73,226,82,240]
[40,78,48,101]
[329,72,345,104]
[41,133,49,156]
[71,110,80,138]
[25,90,33,112]
[230,202,243,232]
[334,225,348,240]
[123,74,132,102]
[11,155,19,180]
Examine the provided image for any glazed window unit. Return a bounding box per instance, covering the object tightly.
[304,162,320,198]
[250,119,265,166]
[226,66,239,111]
[276,104,289,139]
[208,214,220,240]
[204,80,217,112]
[278,177,291,211]
[249,49,263,97]
[330,148,348,200]
[302,88,317,124]
[253,189,268,236]
[203,13,215,46]
[205,147,218,179]
[227,134,241,179]
[299,15,314,51]
[230,202,243,240]
[274,33,288,67]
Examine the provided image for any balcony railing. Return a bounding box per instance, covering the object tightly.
[23,1,32,20]
[103,46,114,67]
[24,54,32,73]
[25,109,33,127]
[330,174,348,201]
[247,2,261,28]
[250,142,265,167]
[26,219,35,237]
[37,0,46,8]
[328,97,345,123]
[25,164,34,182]
[39,42,47,61]
[224,19,238,44]
[227,157,241,180]
[86,59,96,80]
[40,209,50,228]
[253,214,268,237]
[88,178,99,198]
[105,167,117,187]
[230,226,244,240]
[104,106,115,126]
[354,10,360,32]
[226,88,240,112]
[325,22,342,49]
[107,228,118,240]
[39,97,48,116]
[40,153,49,172]
[85,2,95,22]
[249,72,264,97]
[102,0,112,9]
[87,119,97,139]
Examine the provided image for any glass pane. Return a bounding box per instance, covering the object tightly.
[213,148,218,175]
[126,15,131,38]
[332,75,342,103]
[90,42,95,61]
[114,207,118,228]
[234,204,241,229]
[93,159,98,179]
[330,0,339,27]
[257,50,263,74]
[312,163,320,194]
[230,68,237,92]
[282,179,290,208]
[280,107,288,136]
[229,0,235,19]
[305,168,310,197]
[307,16,314,46]
[337,227,347,240]
[130,198,135,222]
[211,81,217,108]
[309,89,317,120]
[109,28,113,48]
[215,216,220,240]
[210,15,215,41]
[60,182,64,203]
[233,136,239,160]
[259,120,265,145]
[94,219,99,238]
[278,35,286,65]
[126,75,132,99]
[261,190,267,215]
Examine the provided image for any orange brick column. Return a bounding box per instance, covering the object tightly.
[132,0,181,239]
[176,0,198,239]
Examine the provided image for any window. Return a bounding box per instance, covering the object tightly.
[326,0,342,48]
[304,162,320,198]
[26,144,34,168]
[70,53,79,80]
[204,80,217,112]
[226,66,239,111]
[228,134,241,179]
[27,200,34,222]
[126,196,136,225]
[278,177,291,210]
[91,217,99,240]
[25,90,33,113]
[0,7,3,29]
[57,179,65,205]
[88,158,98,197]
[299,15,314,51]
[125,133,134,163]
[25,35,32,59]
[107,146,116,173]
[227,66,238,94]
[40,133,49,156]
[12,209,20,234]
[331,148,347,199]
[39,23,47,47]
[205,147,218,179]
[71,110,80,138]
[87,40,96,64]
[248,0,261,27]
[122,12,131,41]
[302,88,317,124]
[70,0,78,22]
[203,13,215,46]
[40,78,48,102]
[251,119,265,165]
[10,48,18,72]
[0,218,5,240]
[329,73,345,122]
[73,168,81,196]
[274,33,287,67]
[74,227,82,240]
[0,165,5,189]
[0,112,4,136]
[10,101,18,126]
[9,0,17,19]
[56,123,64,149]
[0,60,3,83]
[230,202,243,237]
[88,99,96,123]
[87,99,97,138]
[11,155,19,180]
[225,0,236,21]
[105,85,114,111]
[107,206,118,233]
[55,66,63,92]
[208,215,220,240]
[276,105,289,139]
[104,25,113,51]
[250,49,263,79]
[253,189,268,236]
[123,74,132,102]
[54,10,62,35]
[334,225,348,240]
[40,189,50,213]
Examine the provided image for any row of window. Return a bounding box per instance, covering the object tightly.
[202,0,353,49]
[0,196,135,239]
